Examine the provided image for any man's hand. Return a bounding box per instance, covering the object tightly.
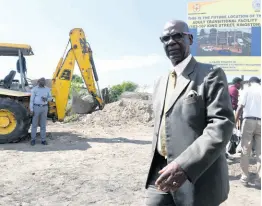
[30,111,34,116]
[155,161,187,192]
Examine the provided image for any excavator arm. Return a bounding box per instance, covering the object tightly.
[48,28,104,121]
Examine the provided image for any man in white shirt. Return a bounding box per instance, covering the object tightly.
[235,77,261,187]
[30,78,53,146]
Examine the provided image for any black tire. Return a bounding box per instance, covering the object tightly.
[0,98,31,143]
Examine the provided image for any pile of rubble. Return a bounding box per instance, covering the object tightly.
[79,97,154,127]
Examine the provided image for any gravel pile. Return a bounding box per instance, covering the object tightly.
[79,98,154,127]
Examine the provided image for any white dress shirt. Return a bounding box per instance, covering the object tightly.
[239,83,261,119]
[171,54,192,75]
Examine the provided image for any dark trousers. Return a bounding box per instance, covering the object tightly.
[145,152,177,206]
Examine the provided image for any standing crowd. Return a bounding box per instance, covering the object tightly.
[228,77,261,187]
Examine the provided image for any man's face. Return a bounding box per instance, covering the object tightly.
[38,78,45,87]
[160,21,193,65]
[236,82,243,90]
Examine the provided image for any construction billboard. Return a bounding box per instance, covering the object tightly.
[187,0,261,75]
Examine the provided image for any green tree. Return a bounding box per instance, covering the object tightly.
[72,74,83,83]
[108,81,138,102]
[68,74,84,100]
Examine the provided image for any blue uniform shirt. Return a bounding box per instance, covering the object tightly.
[30,86,53,111]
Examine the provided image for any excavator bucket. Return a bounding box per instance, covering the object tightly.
[71,90,97,114]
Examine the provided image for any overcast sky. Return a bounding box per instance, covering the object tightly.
[0,0,256,92]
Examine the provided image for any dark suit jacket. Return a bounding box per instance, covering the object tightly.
[145,57,235,206]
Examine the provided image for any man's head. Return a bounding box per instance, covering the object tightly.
[249,76,261,85]
[38,77,46,87]
[160,20,193,66]
[232,77,243,90]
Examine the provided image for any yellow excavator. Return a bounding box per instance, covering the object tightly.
[0,28,106,143]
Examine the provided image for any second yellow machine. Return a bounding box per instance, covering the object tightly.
[0,28,105,143]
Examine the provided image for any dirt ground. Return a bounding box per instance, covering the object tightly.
[0,122,260,206]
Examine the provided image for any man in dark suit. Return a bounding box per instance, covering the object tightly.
[145,20,235,206]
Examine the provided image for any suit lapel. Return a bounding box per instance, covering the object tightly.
[166,57,197,113]
[153,74,169,136]
[157,74,169,118]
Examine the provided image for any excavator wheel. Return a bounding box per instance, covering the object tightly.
[0,98,31,143]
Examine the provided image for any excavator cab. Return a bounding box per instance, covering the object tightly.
[0,43,34,91]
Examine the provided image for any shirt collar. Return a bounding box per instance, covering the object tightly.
[172,54,192,76]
